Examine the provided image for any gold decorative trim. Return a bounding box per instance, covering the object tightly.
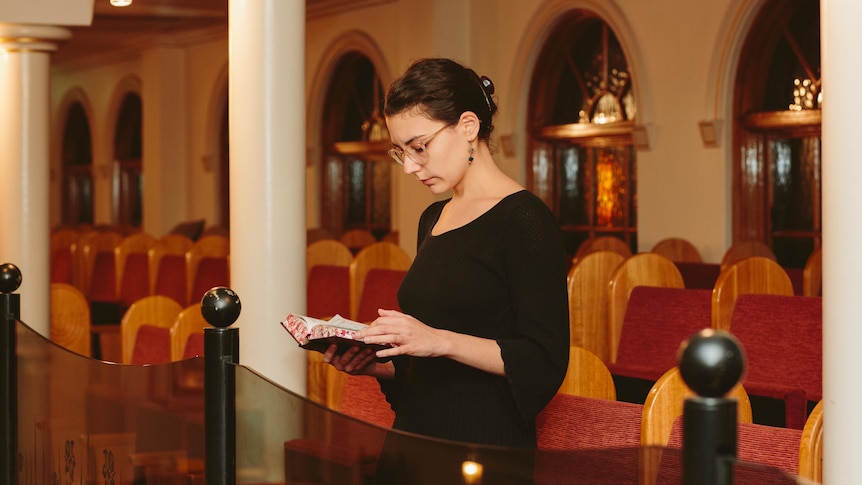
[742,110,821,130]
[332,140,392,155]
[536,120,635,141]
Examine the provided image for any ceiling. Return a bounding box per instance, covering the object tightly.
[53,0,384,65]
[54,0,229,65]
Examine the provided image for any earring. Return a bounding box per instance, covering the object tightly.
[468,146,475,165]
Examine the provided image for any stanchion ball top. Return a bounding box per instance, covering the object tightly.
[678,329,746,398]
[200,286,241,328]
[0,263,22,293]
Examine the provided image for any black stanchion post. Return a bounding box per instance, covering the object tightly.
[0,263,23,485]
[202,287,242,485]
[677,329,746,485]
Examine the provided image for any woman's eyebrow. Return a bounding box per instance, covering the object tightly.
[394,134,423,148]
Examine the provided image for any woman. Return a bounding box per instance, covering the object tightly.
[325,58,569,452]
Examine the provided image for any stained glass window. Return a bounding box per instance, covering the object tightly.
[528,12,637,257]
[320,53,391,239]
[61,102,94,226]
[734,0,820,268]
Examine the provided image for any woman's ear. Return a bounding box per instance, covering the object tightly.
[458,111,481,142]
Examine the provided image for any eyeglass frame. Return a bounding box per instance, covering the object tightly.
[387,123,452,166]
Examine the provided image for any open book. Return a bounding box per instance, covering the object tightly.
[281,313,391,360]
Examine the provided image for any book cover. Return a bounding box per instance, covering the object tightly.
[281,313,390,359]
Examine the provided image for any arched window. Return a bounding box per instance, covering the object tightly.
[320,52,391,239]
[61,102,94,226]
[528,12,638,257]
[733,0,820,268]
[113,92,143,228]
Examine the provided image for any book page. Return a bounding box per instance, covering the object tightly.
[325,314,369,332]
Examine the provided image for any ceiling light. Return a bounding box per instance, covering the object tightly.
[110,0,133,6]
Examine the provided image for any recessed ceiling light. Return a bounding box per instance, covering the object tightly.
[110,0,133,6]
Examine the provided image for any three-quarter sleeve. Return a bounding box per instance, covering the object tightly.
[496,198,570,423]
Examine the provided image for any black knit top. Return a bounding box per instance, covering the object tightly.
[379,190,570,448]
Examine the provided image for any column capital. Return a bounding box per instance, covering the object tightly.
[0,23,71,51]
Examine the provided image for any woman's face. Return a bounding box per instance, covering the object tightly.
[386,108,468,195]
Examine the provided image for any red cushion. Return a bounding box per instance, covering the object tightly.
[183,332,204,359]
[154,255,187,306]
[88,251,117,302]
[608,287,712,381]
[306,265,350,319]
[356,269,405,323]
[50,247,74,284]
[730,294,822,428]
[534,394,643,484]
[537,394,642,450]
[191,257,229,304]
[674,262,721,290]
[658,416,801,484]
[785,267,804,296]
[339,375,394,428]
[131,325,171,365]
[118,253,150,307]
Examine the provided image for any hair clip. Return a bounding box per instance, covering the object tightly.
[479,76,494,110]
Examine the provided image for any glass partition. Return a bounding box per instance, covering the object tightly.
[13,319,805,484]
[16,320,204,484]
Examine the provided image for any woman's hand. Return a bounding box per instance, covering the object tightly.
[356,308,452,359]
[358,308,507,377]
[323,344,377,375]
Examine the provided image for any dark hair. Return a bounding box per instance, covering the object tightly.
[384,58,498,142]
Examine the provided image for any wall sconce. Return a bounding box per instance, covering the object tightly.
[462,460,483,485]
[633,124,651,150]
[699,120,723,148]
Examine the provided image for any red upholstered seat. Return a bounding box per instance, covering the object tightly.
[153,254,188,306]
[189,256,229,305]
[607,287,712,381]
[355,268,405,324]
[306,265,350,320]
[730,294,822,429]
[537,394,642,449]
[784,267,804,295]
[88,251,117,302]
[535,394,643,484]
[118,252,150,308]
[656,416,802,484]
[183,332,204,359]
[339,374,394,428]
[130,324,172,365]
[50,247,74,284]
[282,374,392,484]
[673,262,721,290]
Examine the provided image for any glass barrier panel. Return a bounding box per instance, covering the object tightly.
[731,460,805,485]
[16,320,204,485]
[236,364,540,484]
[13,318,809,485]
[651,447,805,485]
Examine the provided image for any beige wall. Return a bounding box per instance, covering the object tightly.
[51,34,228,237]
[51,0,761,262]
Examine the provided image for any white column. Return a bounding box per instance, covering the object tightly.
[229,1,306,392]
[821,1,862,482]
[0,24,70,334]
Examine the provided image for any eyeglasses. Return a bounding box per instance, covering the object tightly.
[387,124,450,166]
